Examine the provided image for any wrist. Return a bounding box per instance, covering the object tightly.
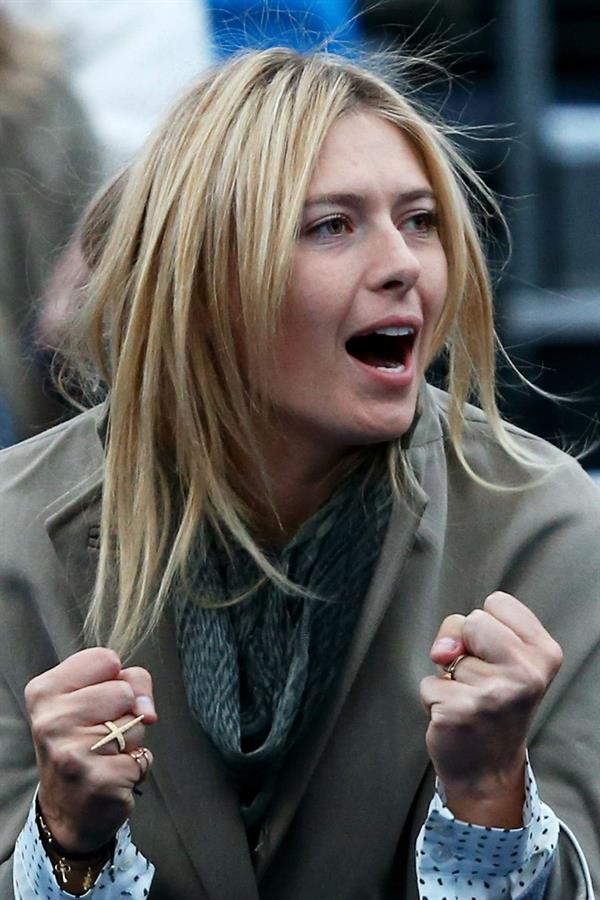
[37,791,118,856]
[36,799,114,895]
[441,760,526,829]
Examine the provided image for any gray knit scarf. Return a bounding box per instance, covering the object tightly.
[174,465,392,834]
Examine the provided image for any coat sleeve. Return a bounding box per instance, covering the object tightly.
[531,638,599,899]
[0,568,62,899]
[501,461,600,899]
[0,668,38,899]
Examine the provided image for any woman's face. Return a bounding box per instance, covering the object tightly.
[270,109,448,469]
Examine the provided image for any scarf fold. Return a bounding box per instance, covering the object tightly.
[174,465,392,834]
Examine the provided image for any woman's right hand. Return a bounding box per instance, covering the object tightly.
[24,647,157,855]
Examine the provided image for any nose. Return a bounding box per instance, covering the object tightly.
[368,225,421,295]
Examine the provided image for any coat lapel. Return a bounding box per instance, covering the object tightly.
[43,402,107,645]
[256,479,430,876]
[130,613,261,900]
[44,473,103,658]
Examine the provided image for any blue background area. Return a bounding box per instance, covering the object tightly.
[205,0,361,58]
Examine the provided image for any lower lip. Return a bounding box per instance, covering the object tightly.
[348,348,415,387]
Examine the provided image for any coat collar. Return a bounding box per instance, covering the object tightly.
[43,406,105,653]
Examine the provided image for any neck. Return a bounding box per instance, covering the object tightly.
[248,433,352,546]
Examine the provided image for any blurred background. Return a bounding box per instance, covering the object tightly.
[0,0,599,471]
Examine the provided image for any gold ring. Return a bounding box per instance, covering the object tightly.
[128,747,151,784]
[90,714,145,752]
[443,654,468,681]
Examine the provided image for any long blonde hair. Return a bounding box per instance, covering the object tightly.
[66,48,523,656]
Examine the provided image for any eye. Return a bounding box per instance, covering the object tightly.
[403,210,439,236]
[306,215,351,239]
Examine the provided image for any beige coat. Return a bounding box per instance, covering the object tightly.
[0,385,598,899]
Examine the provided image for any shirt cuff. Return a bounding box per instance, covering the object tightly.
[416,758,559,897]
[13,792,155,898]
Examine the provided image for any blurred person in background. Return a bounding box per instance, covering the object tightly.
[4,0,213,177]
[0,7,98,445]
[0,48,598,900]
[3,0,213,377]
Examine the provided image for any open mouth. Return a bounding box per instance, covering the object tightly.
[345,326,416,371]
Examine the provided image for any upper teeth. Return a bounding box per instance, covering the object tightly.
[374,326,415,336]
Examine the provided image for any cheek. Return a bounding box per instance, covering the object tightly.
[418,255,448,365]
[425,252,449,320]
[273,290,322,377]
[277,268,342,360]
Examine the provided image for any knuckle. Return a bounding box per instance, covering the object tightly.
[122,666,151,684]
[514,660,547,701]
[33,710,70,742]
[527,666,548,697]
[546,638,564,675]
[85,647,122,678]
[484,590,512,610]
[24,676,47,711]
[90,647,121,665]
[461,691,481,721]
[418,688,430,709]
[114,680,135,705]
[30,715,50,750]
[462,611,482,642]
[420,674,436,691]
[466,608,486,626]
[440,692,478,726]
[50,746,86,783]
[97,680,135,715]
[125,725,145,749]
[482,593,499,614]
[476,679,503,713]
[438,613,466,633]
[419,677,438,712]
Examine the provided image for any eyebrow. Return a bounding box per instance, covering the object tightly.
[303,188,436,209]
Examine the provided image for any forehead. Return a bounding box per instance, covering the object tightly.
[306,110,433,202]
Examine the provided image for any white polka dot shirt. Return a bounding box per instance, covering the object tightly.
[14,761,557,898]
[13,801,154,898]
[415,759,559,898]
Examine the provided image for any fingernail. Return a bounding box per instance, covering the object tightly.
[136,695,155,717]
[433,637,459,652]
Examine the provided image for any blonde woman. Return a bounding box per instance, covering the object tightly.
[0,49,598,900]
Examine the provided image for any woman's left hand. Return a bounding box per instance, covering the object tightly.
[420,591,563,828]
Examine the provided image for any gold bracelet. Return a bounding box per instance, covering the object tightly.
[35,802,114,891]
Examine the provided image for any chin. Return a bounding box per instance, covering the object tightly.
[354,409,418,445]
[344,421,414,448]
